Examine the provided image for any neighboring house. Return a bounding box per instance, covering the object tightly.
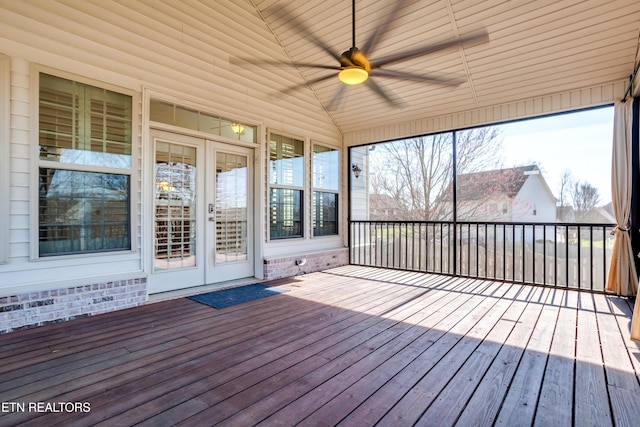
[557,205,577,222]
[445,165,557,222]
[577,207,616,223]
[369,194,410,220]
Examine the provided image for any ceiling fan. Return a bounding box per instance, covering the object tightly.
[235,0,489,110]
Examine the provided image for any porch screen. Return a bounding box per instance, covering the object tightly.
[38,73,132,256]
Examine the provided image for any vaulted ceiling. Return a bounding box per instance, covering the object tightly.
[249,0,640,134]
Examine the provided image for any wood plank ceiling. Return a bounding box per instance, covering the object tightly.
[249,0,640,134]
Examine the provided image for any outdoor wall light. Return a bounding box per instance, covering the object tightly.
[351,163,362,178]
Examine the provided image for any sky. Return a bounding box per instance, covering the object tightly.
[499,106,614,206]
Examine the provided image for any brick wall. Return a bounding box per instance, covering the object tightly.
[263,248,348,281]
[0,278,148,334]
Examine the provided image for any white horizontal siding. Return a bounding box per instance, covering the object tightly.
[0,54,8,265]
[344,80,626,146]
[0,0,340,143]
[0,0,343,292]
[8,58,29,268]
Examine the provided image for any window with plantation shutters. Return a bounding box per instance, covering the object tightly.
[39,73,132,167]
[269,133,304,239]
[312,144,339,236]
[38,73,132,256]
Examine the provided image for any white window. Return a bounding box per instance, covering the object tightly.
[37,73,133,256]
[269,133,304,239]
[312,144,339,236]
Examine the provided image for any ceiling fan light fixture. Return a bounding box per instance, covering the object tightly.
[338,67,368,85]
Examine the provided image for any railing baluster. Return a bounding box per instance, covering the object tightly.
[475,223,479,277]
[543,225,547,285]
[589,225,594,291]
[565,224,569,289]
[553,225,556,285]
[493,224,497,279]
[532,225,536,284]
[603,225,607,290]
[577,224,582,289]
[502,224,506,281]
[512,224,516,282]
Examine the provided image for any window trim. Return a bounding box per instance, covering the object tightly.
[311,142,341,238]
[30,66,140,261]
[0,55,9,264]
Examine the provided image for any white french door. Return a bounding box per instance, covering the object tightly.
[148,130,255,294]
[205,143,254,283]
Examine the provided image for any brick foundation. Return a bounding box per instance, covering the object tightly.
[263,248,348,281]
[0,277,148,334]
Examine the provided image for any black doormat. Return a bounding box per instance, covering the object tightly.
[187,284,288,309]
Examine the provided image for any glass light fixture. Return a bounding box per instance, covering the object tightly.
[338,67,368,85]
[231,122,245,135]
[157,181,175,192]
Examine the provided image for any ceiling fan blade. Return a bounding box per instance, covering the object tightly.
[230,57,341,71]
[370,69,466,86]
[365,79,405,109]
[362,0,410,56]
[278,73,337,97]
[267,5,342,63]
[371,28,489,68]
[326,85,347,111]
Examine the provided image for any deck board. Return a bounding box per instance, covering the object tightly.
[1,266,639,427]
[574,292,614,427]
[534,289,577,427]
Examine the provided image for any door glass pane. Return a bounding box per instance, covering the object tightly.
[216,152,248,263]
[154,142,197,270]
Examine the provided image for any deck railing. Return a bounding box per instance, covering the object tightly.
[349,220,616,291]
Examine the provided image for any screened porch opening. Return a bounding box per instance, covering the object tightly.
[348,107,619,292]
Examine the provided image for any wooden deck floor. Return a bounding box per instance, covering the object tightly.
[1,266,640,426]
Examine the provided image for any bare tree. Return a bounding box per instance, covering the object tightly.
[368,127,503,220]
[571,181,600,219]
[558,170,572,207]
[557,169,573,221]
